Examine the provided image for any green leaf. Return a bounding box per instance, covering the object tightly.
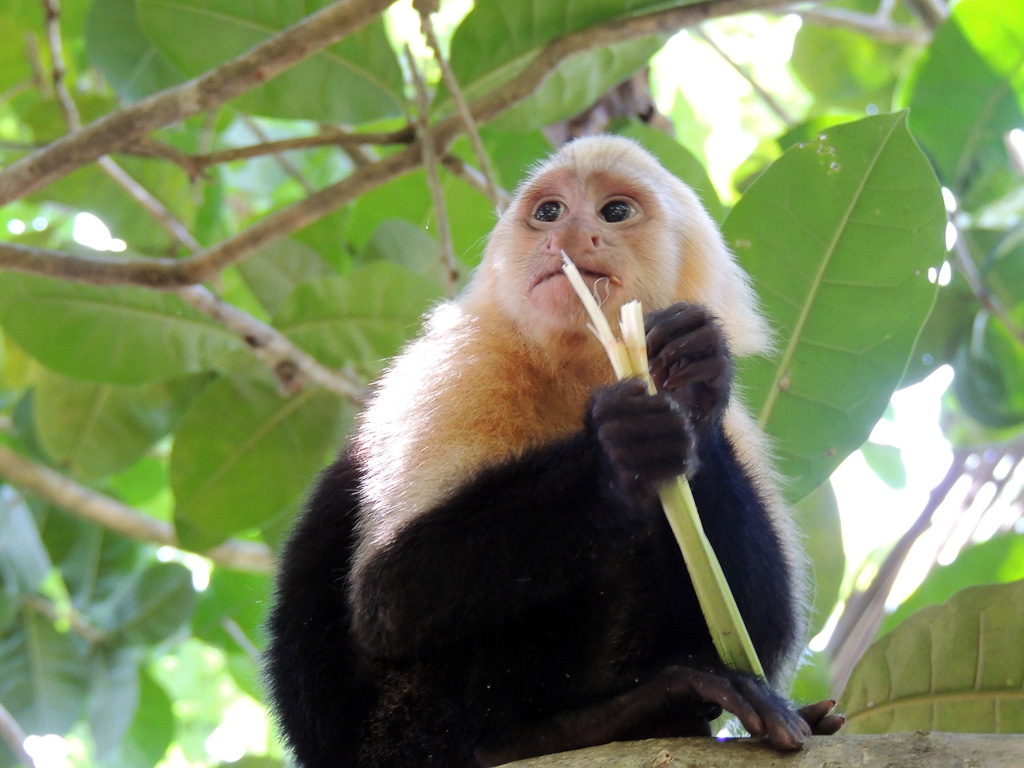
[881,535,1024,636]
[137,0,405,124]
[117,669,174,768]
[446,0,671,130]
[236,239,335,317]
[952,311,1024,428]
[0,272,248,384]
[273,263,443,379]
[489,37,668,132]
[192,570,270,653]
[860,441,908,489]
[726,112,946,503]
[94,562,197,645]
[41,514,140,613]
[0,610,90,736]
[0,489,51,595]
[85,0,187,102]
[171,378,346,550]
[903,0,1024,199]
[88,647,143,760]
[842,580,1024,733]
[792,481,844,637]
[34,370,209,480]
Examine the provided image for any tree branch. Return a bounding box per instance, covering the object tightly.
[795,6,931,45]
[1,0,813,292]
[0,443,274,573]
[496,733,1024,768]
[0,699,35,768]
[406,47,459,297]
[0,0,397,205]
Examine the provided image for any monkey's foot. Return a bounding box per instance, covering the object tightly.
[796,699,845,735]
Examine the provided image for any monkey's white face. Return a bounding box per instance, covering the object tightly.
[493,163,678,340]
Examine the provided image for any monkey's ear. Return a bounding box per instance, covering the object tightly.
[672,191,772,358]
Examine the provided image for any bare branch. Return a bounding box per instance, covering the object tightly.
[1,0,814,291]
[0,699,35,768]
[23,594,106,645]
[796,6,931,45]
[176,285,366,401]
[128,127,415,175]
[826,451,968,694]
[0,443,275,573]
[417,3,505,213]
[442,154,510,210]
[0,0,397,205]
[406,47,459,297]
[694,26,796,127]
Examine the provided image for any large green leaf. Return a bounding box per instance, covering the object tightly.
[171,378,346,550]
[93,562,196,645]
[725,112,946,503]
[903,0,1024,199]
[137,0,405,123]
[792,481,844,638]
[0,491,50,597]
[0,610,90,736]
[881,534,1024,636]
[236,239,335,317]
[953,310,1024,429]
[445,0,672,130]
[85,0,187,103]
[0,272,248,384]
[34,370,209,480]
[88,647,143,760]
[273,263,443,379]
[842,580,1024,733]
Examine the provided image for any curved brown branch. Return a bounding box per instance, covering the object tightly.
[0,0,397,205]
[1,0,810,290]
[0,443,275,573]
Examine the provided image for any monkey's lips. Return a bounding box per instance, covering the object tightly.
[529,264,617,292]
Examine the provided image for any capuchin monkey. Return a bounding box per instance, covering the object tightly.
[265,135,842,768]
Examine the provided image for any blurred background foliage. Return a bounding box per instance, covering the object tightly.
[0,0,1022,765]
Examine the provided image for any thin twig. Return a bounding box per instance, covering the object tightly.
[23,594,106,645]
[0,699,36,768]
[1,0,813,290]
[241,116,317,194]
[826,451,969,695]
[441,154,510,210]
[416,2,505,213]
[954,232,1024,345]
[0,443,275,573]
[796,6,930,45]
[176,285,366,400]
[694,26,795,126]
[0,0,397,205]
[406,47,459,297]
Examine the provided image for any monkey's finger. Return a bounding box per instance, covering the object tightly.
[645,303,708,358]
[797,700,844,735]
[731,675,809,751]
[663,667,766,739]
[663,356,730,390]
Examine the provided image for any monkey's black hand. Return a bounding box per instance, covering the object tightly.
[659,664,812,751]
[588,379,696,501]
[797,699,845,736]
[645,303,732,433]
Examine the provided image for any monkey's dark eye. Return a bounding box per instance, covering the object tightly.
[600,201,633,223]
[534,201,563,222]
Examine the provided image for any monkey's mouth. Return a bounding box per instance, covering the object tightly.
[530,265,620,291]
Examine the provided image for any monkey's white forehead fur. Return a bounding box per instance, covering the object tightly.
[518,134,678,202]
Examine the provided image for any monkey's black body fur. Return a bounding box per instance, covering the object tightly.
[266,305,798,767]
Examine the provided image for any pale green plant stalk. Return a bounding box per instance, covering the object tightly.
[561,253,765,679]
